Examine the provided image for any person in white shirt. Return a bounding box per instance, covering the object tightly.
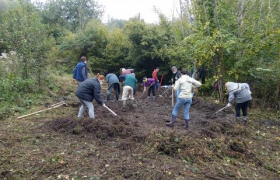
[166,69,201,129]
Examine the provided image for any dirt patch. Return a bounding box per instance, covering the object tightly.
[46,117,134,140]
[1,92,279,180]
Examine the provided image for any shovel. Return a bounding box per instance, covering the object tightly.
[103,104,118,116]
[139,85,152,99]
[213,106,229,115]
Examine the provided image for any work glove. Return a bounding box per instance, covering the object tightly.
[102,103,106,107]
[226,103,231,107]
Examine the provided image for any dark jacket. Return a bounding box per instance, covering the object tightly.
[172,71,181,84]
[76,78,103,105]
[73,61,88,81]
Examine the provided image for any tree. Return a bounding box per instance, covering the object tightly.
[0,1,55,88]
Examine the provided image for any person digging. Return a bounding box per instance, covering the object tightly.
[122,74,138,108]
[225,82,252,124]
[75,74,105,119]
[105,73,120,102]
[143,77,156,100]
[166,69,201,129]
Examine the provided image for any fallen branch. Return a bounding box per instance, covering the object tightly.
[17,102,67,119]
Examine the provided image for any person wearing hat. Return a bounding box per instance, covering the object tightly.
[225,82,252,124]
[171,66,182,98]
[166,69,201,129]
[143,77,156,100]
[76,74,105,119]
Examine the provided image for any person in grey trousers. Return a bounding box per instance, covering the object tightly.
[225,82,252,124]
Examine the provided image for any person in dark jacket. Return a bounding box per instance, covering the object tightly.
[225,82,252,124]
[198,64,207,84]
[73,56,88,85]
[76,74,105,119]
[171,66,182,98]
[106,73,120,101]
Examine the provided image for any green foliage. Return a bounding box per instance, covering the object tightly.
[39,0,102,32]
[0,1,55,86]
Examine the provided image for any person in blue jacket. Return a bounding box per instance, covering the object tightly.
[76,74,105,119]
[106,73,120,101]
[73,56,88,85]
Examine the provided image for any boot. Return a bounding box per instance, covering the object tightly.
[236,117,242,123]
[166,116,176,127]
[184,119,189,129]
[242,116,247,124]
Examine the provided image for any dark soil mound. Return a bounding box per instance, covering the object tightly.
[46,117,134,140]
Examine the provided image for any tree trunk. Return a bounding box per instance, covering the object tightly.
[179,0,185,38]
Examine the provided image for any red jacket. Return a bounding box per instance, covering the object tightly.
[152,69,158,81]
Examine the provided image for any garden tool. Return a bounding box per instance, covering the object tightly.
[213,106,229,115]
[139,85,152,99]
[103,104,118,116]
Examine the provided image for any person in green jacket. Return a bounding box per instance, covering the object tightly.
[122,74,137,107]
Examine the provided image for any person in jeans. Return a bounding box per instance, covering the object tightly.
[122,75,137,108]
[76,74,105,119]
[73,56,88,85]
[105,73,120,101]
[166,69,201,129]
[152,67,160,89]
[143,77,156,100]
[225,82,252,124]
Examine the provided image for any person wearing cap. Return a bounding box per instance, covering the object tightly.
[76,74,105,119]
[166,69,201,129]
[152,67,160,89]
[122,74,138,107]
[105,73,120,101]
[171,66,182,98]
[73,56,88,85]
[225,82,252,124]
[143,77,156,100]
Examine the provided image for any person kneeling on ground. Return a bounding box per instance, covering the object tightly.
[143,77,156,100]
[225,82,252,124]
[76,74,105,119]
[166,69,201,129]
[105,73,120,101]
[122,75,137,108]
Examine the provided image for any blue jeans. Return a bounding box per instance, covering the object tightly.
[172,98,192,120]
[175,90,181,99]
[78,98,94,119]
[155,82,160,90]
